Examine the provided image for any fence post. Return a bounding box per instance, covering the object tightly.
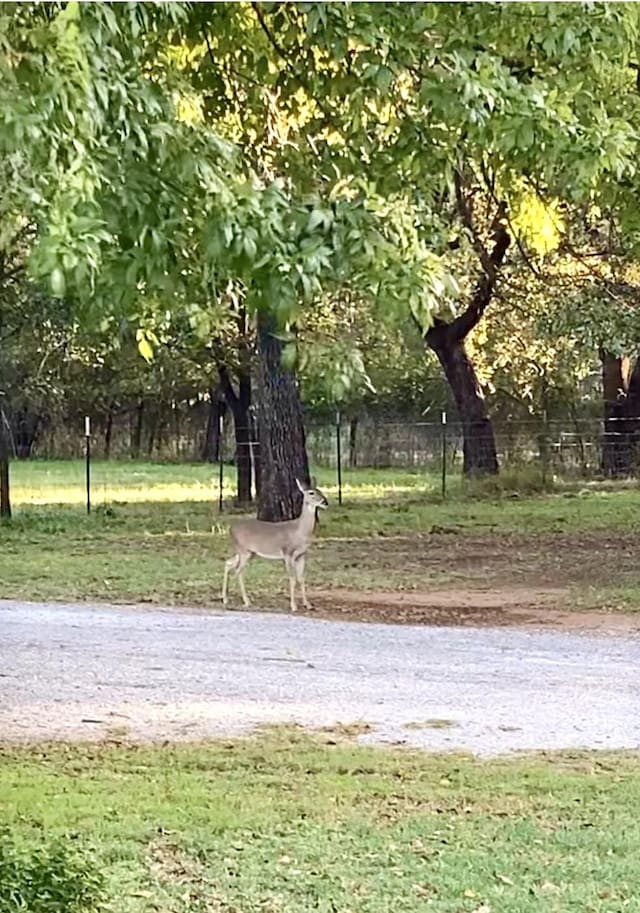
[335,409,343,506]
[84,416,91,515]
[541,409,549,486]
[218,412,224,513]
[441,410,447,498]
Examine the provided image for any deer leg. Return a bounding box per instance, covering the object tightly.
[236,552,252,608]
[222,554,239,606]
[285,557,298,613]
[294,555,311,610]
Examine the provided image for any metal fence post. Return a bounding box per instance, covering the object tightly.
[84,416,91,515]
[541,409,549,486]
[218,412,224,513]
[335,409,343,506]
[441,410,447,498]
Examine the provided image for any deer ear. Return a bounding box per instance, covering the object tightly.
[295,478,305,493]
[310,475,317,488]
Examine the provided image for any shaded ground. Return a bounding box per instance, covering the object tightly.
[0,600,638,753]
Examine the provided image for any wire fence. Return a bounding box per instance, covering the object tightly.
[312,413,640,477]
[9,411,640,511]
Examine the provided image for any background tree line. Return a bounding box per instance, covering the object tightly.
[3,2,640,519]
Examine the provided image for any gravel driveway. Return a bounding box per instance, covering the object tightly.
[1,599,638,755]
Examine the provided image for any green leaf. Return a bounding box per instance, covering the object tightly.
[281,341,297,370]
[137,333,154,364]
[50,267,66,298]
[307,209,328,233]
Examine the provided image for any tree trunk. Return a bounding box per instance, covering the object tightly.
[173,402,181,458]
[131,398,144,459]
[256,310,309,521]
[156,413,165,456]
[601,350,640,476]
[428,330,499,474]
[216,307,256,505]
[218,366,253,505]
[201,385,223,462]
[12,405,40,458]
[147,408,158,457]
[104,408,114,459]
[0,405,11,518]
[421,191,509,476]
[349,416,358,467]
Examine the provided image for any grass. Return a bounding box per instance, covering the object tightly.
[2,458,640,611]
[10,459,446,507]
[1,732,639,912]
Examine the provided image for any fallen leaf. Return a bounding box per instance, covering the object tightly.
[495,873,514,886]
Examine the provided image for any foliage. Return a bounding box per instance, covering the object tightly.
[0,829,105,913]
[171,2,640,411]
[1,3,448,342]
[6,3,640,460]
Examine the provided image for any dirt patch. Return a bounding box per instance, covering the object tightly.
[305,529,640,633]
[319,529,640,590]
[307,586,640,633]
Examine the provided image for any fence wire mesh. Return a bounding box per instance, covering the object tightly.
[9,413,640,511]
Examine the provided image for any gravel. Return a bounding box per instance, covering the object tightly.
[1,599,638,755]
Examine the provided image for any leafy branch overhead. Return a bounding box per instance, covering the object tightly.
[4,1,640,418]
[0,1,448,370]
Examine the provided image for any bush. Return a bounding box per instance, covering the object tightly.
[0,830,106,913]
[462,464,554,498]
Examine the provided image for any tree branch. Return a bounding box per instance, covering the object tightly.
[217,362,239,408]
[423,193,510,349]
[201,25,216,69]
[447,203,510,342]
[250,2,288,60]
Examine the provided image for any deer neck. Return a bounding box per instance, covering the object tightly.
[296,502,317,539]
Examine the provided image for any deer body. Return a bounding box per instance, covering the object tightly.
[221,478,328,612]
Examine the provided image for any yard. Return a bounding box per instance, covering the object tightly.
[1,459,640,625]
[1,732,639,913]
[2,461,640,912]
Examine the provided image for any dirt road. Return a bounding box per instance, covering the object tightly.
[0,599,638,754]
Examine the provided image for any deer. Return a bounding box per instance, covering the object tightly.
[221,477,328,613]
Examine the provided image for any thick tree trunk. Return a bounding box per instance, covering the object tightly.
[428,329,499,474]
[256,311,309,521]
[0,406,11,518]
[421,191,509,476]
[601,350,640,476]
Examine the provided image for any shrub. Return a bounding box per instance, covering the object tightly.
[0,829,106,913]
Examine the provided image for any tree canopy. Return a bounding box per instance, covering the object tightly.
[4,2,640,515]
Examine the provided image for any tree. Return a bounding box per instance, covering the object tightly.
[181,2,640,475]
[213,300,255,504]
[1,3,445,519]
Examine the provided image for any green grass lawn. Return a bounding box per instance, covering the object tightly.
[2,459,640,612]
[9,459,447,507]
[1,732,638,912]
